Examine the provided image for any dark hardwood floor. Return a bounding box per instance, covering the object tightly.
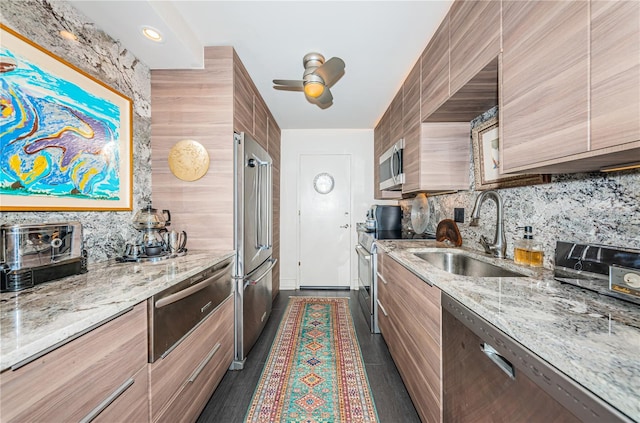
[197,289,421,422]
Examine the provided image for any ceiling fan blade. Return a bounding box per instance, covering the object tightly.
[315,87,333,106]
[273,85,304,92]
[314,57,345,87]
[273,79,304,87]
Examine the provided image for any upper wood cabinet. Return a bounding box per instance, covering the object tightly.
[501,0,640,173]
[233,52,254,138]
[449,0,501,95]
[421,15,450,121]
[403,62,422,191]
[501,1,589,172]
[402,122,470,194]
[254,95,269,150]
[389,89,404,147]
[590,0,640,151]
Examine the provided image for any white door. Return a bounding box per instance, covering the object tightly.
[298,154,351,288]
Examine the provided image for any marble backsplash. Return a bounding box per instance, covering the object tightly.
[400,107,640,268]
[0,0,152,263]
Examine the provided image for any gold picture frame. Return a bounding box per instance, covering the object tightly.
[0,24,133,211]
[472,116,550,190]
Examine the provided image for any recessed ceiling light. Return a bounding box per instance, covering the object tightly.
[141,26,163,43]
[59,30,78,41]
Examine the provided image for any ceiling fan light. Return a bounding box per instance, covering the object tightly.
[304,82,324,98]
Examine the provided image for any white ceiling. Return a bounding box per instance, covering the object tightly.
[68,1,453,129]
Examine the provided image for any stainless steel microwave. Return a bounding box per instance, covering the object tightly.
[379,139,404,191]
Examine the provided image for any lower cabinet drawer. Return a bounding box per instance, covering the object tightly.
[94,365,149,423]
[0,302,148,423]
[150,295,234,422]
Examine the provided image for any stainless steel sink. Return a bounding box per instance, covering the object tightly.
[414,251,525,278]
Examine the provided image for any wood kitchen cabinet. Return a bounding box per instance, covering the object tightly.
[501,0,590,173]
[152,47,281,251]
[253,95,269,150]
[421,15,450,121]
[402,122,470,194]
[389,90,404,149]
[0,303,148,423]
[150,295,234,422]
[590,0,640,151]
[449,0,500,95]
[501,0,640,173]
[402,61,421,192]
[376,251,442,423]
[268,114,281,299]
[233,52,255,141]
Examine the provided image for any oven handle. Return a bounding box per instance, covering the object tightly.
[355,245,371,260]
[155,261,233,309]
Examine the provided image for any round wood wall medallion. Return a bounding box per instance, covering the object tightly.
[168,140,210,181]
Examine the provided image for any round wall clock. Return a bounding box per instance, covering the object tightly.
[313,173,335,194]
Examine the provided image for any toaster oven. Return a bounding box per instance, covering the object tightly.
[0,222,87,292]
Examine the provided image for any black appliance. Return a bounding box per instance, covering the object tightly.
[373,205,402,231]
[554,241,640,305]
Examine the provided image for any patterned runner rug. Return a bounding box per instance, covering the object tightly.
[245,297,379,423]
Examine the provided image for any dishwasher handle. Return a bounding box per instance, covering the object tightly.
[481,342,515,379]
[155,260,233,309]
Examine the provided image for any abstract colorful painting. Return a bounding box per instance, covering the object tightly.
[0,24,132,211]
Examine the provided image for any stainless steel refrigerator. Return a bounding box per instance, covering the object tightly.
[231,132,276,370]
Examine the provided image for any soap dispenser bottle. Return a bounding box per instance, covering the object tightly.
[514,226,533,265]
[514,226,544,267]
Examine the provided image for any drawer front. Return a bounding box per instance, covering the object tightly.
[0,302,148,423]
[94,365,149,423]
[150,295,234,421]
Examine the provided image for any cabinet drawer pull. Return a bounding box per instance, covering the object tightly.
[376,299,388,317]
[188,342,222,383]
[80,377,135,423]
[377,273,388,285]
[481,342,515,379]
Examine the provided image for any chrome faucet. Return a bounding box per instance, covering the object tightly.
[470,190,507,259]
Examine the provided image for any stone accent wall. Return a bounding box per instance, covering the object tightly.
[0,0,151,263]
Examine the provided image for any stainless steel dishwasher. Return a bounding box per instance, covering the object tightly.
[441,292,631,422]
[148,257,233,362]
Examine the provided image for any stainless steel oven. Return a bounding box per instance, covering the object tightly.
[356,225,379,333]
[356,222,437,333]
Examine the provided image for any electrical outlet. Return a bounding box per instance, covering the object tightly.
[454,208,464,223]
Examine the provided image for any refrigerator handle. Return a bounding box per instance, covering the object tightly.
[244,258,277,288]
[267,162,272,248]
[256,162,262,249]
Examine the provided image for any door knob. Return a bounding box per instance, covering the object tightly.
[340,224,350,229]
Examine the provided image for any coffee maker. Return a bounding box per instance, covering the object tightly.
[120,202,186,262]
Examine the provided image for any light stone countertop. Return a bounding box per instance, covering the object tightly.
[0,250,234,372]
[377,240,640,422]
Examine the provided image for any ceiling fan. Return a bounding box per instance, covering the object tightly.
[273,52,345,108]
